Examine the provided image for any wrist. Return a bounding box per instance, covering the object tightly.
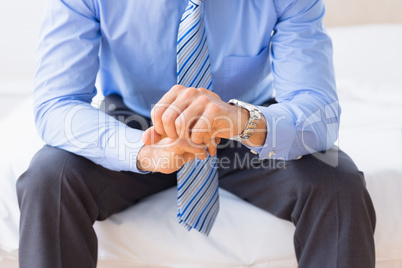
[228,99,262,142]
[237,107,250,136]
[243,112,266,147]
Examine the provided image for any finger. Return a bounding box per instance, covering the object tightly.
[205,140,217,156]
[198,87,221,100]
[162,100,189,140]
[150,85,187,136]
[175,104,204,141]
[182,152,197,165]
[207,144,216,157]
[182,151,207,163]
[175,139,207,156]
[166,139,206,164]
[178,138,208,161]
[199,131,216,156]
[190,114,212,145]
[174,114,187,141]
[175,90,218,142]
[206,137,221,156]
[142,127,165,145]
[197,148,208,161]
[151,103,168,137]
[142,128,151,145]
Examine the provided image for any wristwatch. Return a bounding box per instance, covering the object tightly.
[228,99,261,141]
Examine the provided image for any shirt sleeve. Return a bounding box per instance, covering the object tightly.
[251,0,340,160]
[34,0,147,173]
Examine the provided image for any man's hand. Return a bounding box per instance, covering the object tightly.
[142,85,250,153]
[137,137,208,174]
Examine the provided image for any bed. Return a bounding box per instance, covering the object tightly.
[1,2,401,267]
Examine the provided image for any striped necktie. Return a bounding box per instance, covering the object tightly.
[176,0,219,236]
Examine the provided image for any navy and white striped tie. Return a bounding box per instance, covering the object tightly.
[176,0,219,236]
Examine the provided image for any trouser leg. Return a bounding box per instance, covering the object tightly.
[217,140,376,268]
[16,94,177,268]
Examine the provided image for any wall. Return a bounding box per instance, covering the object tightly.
[0,0,47,118]
[0,0,400,80]
[324,0,402,27]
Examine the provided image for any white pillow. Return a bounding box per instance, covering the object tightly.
[0,98,43,255]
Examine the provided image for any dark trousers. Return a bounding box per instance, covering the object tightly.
[17,94,376,268]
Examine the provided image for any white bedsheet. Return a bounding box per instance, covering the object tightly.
[1,24,402,267]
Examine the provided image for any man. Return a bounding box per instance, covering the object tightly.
[17,0,376,267]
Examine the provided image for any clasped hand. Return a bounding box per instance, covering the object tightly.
[138,85,247,173]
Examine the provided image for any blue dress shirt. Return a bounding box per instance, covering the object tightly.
[34,0,339,173]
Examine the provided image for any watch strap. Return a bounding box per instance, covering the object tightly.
[228,99,261,141]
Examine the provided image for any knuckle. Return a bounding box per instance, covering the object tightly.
[195,146,205,153]
[206,101,220,113]
[199,94,210,103]
[183,87,198,98]
[191,133,203,145]
[153,123,164,135]
[161,111,171,122]
[198,87,208,93]
[153,107,164,120]
[211,91,221,100]
[196,117,211,132]
[175,117,185,129]
[150,107,156,120]
[161,110,173,122]
[172,84,185,92]
[203,133,212,142]
[197,87,221,101]
[192,95,209,108]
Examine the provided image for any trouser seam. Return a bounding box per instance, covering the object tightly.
[332,167,340,268]
[57,152,71,268]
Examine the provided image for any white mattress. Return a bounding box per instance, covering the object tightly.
[1,24,402,267]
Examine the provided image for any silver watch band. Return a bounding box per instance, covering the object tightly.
[228,99,261,141]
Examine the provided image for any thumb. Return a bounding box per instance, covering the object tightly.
[142,126,164,145]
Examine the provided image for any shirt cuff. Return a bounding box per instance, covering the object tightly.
[103,125,149,174]
[254,104,297,160]
[242,144,263,155]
